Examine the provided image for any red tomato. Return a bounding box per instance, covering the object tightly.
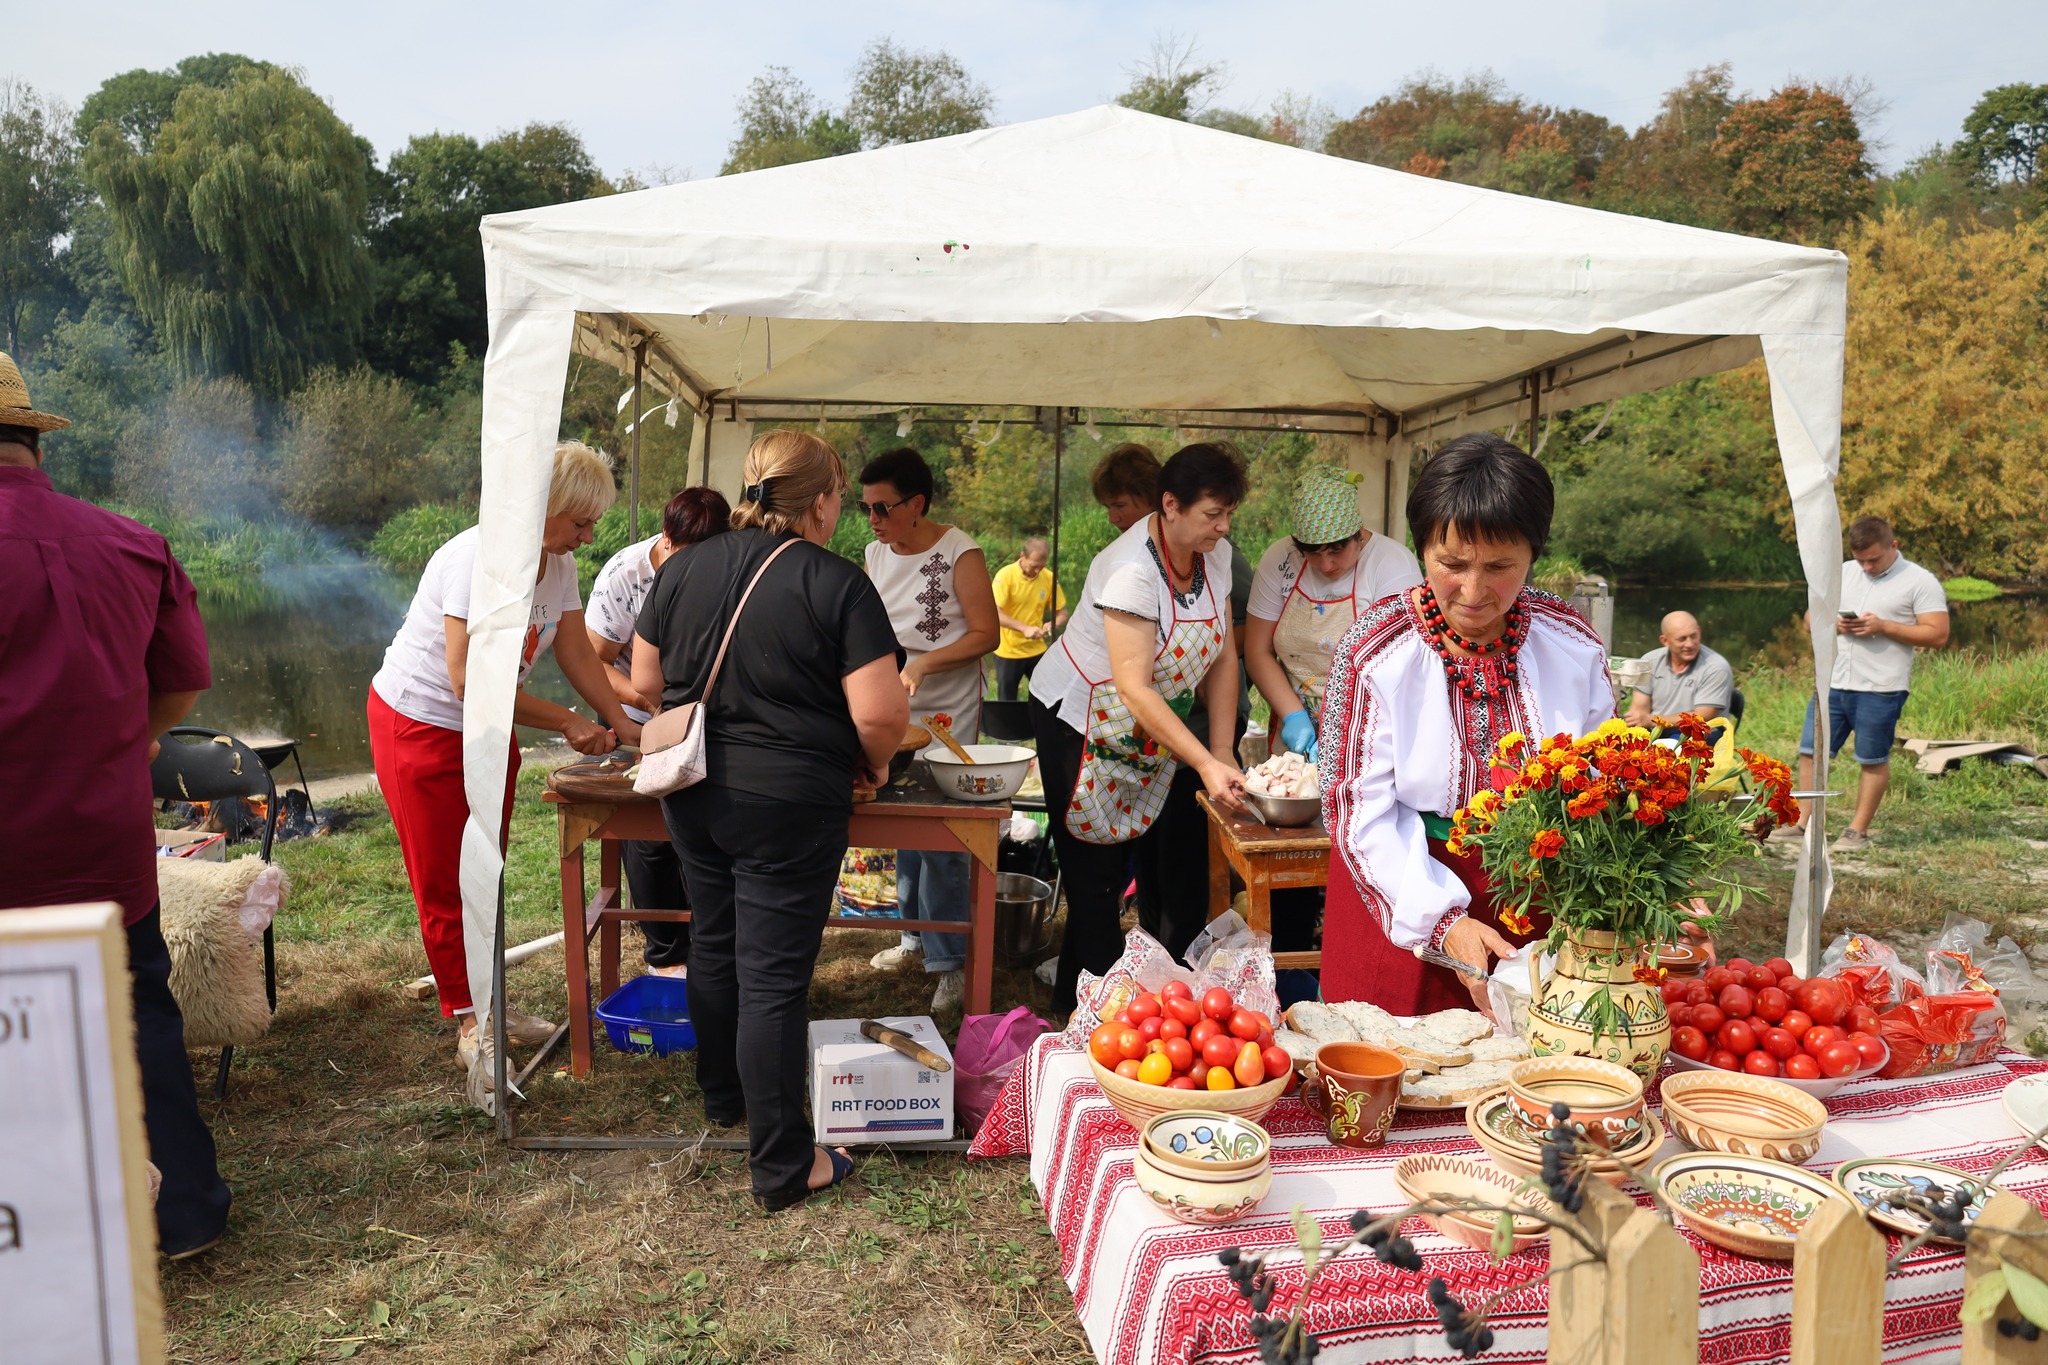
[1190,1018,1222,1050]
[1137,1016,1164,1043]
[1118,1028,1146,1061]
[1167,1075,1199,1090]
[1794,978,1847,1026]
[1850,1034,1887,1068]
[1261,1045,1292,1079]
[1691,1004,1726,1035]
[1115,1058,1143,1079]
[1165,995,1203,1027]
[1661,979,1691,1006]
[1146,1039,1165,1056]
[1189,1062,1210,1087]
[1164,1038,1196,1072]
[1783,1053,1822,1080]
[1229,1009,1269,1042]
[1752,987,1790,1024]
[1776,977,1805,998]
[1667,1003,1692,1029]
[1742,1050,1781,1077]
[1762,1027,1801,1061]
[1233,1042,1266,1088]
[1111,1009,1131,1026]
[1255,1027,1275,1050]
[1159,1016,1187,1042]
[1704,967,1740,993]
[1817,1041,1861,1078]
[1779,1009,1814,1038]
[1202,988,1237,1021]
[1717,984,1756,1019]
[1744,966,1777,992]
[1163,980,1195,1001]
[1718,1020,1758,1056]
[1671,1026,1710,1061]
[1764,958,1796,980]
[1707,1049,1741,1071]
[1088,1024,1122,1069]
[1685,982,1714,1006]
[1127,994,1162,1024]
[1847,1005,1881,1036]
[1802,1025,1843,1056]
[1725,957,1756,975]
[1201,1034,1241,1069]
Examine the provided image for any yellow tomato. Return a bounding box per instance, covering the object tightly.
[1136,1052,1173,1087]
[1205,1066,1237,1091]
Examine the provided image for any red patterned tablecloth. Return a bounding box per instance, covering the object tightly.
[970,1041,2048,1365]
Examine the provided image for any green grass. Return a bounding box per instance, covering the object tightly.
[114,504,334,590]
[367,503,479,572]
[1737,646,2048,753]
[1944,576,2004,603]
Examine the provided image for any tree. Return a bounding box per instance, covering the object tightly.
[1115,37,1225,122]
[846,38,993,147]
[74,52,275,152]
[1715,84,1871,240]
[1324,71,1529,181]
[83,64,371,395]
[276,366,428,529]
[1591,65,1740,228]
[0,80,86,357]
[112,374,264,520]
[20,304,170,499]
[489,121,608,201]
[1500,121,1577,200]
[1957,83,2048,188]
[721,67,859,174]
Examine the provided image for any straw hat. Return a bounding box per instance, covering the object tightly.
[0,351,69,432]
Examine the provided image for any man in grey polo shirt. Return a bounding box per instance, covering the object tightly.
[1625,611,1733,728]
[1790,516,1949,850]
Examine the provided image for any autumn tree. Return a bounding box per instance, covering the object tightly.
[1323,71,1620,200]
[1714,84,1871,240]
[1592,65,1740,228]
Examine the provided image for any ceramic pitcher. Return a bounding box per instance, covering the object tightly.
[1525,928,1670,1080]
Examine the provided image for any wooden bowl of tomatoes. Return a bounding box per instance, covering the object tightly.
[1085,982,1293,1129]
[1659,955,1889,1100]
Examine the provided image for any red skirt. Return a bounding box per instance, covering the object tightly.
[1321,837,1545,1014]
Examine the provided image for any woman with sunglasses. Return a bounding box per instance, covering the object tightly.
[857,447,1000,1012]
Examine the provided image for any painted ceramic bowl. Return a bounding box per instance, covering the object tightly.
[1393,1153,1553,1254]
[1089,1057,1288,1130]
[1832,1158,2006,1244]
[1659,1071,1828,1165]
[1507,1056,1646,1145]
[1655,941,1709,979]
[1131,1140,1272,1225]
[1142,1111,1271,1175]
[1653,1151,1861,1260]
[1663,1039,1888,1101]
[1464,1086,1664,1187]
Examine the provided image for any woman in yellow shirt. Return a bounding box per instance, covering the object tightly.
[990,536,1069,700]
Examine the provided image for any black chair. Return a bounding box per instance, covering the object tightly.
[1728,688,1747,730]
[151,726,280,1099]
[977,700,1043,811]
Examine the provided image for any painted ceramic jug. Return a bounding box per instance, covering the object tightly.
[1525,928,1670,1080]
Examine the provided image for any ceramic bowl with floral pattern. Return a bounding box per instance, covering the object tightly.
[1142,1111,1271,1175]
[1653,1151,1860,1259]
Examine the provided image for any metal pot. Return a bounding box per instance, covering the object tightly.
[994,873,1055,964]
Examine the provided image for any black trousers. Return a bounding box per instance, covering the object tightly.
[1030,697,1212,1014]
[622,838,689,967]
[661,784,847,1201]
[993,654,1041,701]
[128,906,232,1255]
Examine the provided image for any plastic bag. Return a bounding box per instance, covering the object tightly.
[1819,933,1926,1009]
[1926,913,2036,997]
[1059,915,1280,1048]
[1486,941,1553,1038]
[955,1006,1050,1136]
[1875,992,2008,1078]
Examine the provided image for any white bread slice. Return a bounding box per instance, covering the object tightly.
[1403,1058,1519,1105]
[1285,1002,1360,1045]
[1414,1009,1498,1048]
[1271,1028,1320,1068]
[1328,1000,1401,1038]
[1379,1027,1472,1068]
[1467,1034,1532,1063]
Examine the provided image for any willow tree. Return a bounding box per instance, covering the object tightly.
[83,63,370,394]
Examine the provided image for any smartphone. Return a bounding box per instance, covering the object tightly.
[1838,610,1859,620]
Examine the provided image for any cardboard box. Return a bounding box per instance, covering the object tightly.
[156,829,227,862]
[809,1015,954,1144]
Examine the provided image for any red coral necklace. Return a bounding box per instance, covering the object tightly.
[1418,586,1527,700]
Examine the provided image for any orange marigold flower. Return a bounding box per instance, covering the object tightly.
[1500,907,1534,936]
[1633,964,1668,985]
[1528,828,1566,859]
[1634,801,1667,826]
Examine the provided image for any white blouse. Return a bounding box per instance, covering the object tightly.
[866,525,986,734]
[1317,588,1616,951]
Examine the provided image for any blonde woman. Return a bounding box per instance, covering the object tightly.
[368,441,642,1085]
[632,431,907,1211]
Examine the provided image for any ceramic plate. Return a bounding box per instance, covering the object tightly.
[1833,1158,2004,1243]
[1472,1089,1658,1160]
[1654,1151,1860,1260]
[2003,1074,2048,1152]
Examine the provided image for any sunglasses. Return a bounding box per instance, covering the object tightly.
[1292,533,1360,556]
[853,495,913,518]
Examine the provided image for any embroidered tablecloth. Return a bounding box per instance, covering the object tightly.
[971,1041,2048,1365]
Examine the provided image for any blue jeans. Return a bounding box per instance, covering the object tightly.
[1800,689,1909,766]
[896,849,968,973]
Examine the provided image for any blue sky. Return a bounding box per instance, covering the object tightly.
[18,1,2044,179]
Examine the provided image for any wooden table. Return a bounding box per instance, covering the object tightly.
[544,775,1008,1078]
[1197,791,1330,971]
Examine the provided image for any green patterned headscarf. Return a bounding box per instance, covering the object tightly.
[1290,466,1364,545]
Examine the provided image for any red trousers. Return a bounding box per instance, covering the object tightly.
[367,688,518,1017]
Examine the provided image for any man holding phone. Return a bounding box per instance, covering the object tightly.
[1789,516,1949,849]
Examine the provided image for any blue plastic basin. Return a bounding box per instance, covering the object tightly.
[593,974,696,1056]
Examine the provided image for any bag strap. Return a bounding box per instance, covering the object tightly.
[694,536,801,711]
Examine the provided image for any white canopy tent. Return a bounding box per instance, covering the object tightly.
[464,106,1848,1067]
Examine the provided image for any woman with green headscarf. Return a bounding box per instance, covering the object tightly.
[1244,466,1422,763]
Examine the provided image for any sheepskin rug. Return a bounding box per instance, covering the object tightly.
[158,856,285,1049]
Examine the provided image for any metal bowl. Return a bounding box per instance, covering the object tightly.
[919,743,1035,804]
[1244,789,1320,828]
[994,873,1055,963]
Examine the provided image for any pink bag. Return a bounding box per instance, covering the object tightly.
[955,1006,1050,1137]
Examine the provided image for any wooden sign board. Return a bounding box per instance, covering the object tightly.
[0,903,166,1365]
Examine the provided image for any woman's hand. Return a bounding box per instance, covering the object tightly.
[900,655,928,697]
[1441,914,1518,1015]
[1198,757,1249,816]
[611,716,643,748]
[562,714,617,755]
[1679,897,1718,968]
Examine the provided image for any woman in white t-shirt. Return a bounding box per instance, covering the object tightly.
[1028,443,1252,1012]
[367,441,642,1088]
[857,448,998,1012]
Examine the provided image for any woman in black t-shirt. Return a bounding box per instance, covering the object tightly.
[633,431,907,1210]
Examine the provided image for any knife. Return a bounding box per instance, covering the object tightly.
[860,1019,953,1071]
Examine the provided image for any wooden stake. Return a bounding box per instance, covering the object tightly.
[1605,1206,1700,1365]
[1792,1199,1884,1365]
[1548,1179,1636,1365]
[1964,1191,2048,1364]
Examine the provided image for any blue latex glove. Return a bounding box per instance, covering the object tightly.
[1278,709,1319,762]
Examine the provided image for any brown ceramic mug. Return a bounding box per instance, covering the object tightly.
[1300,1042,1405,1149]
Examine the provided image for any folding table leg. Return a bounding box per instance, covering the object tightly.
[562,825,594,1078]
[967,855,996,1015]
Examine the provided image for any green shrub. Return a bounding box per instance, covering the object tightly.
[368,503,477,571]
[276,366,429,532]
[1531,554,1588,592]
[1944,576,2003,603]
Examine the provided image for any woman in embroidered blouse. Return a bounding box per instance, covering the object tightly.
[1318,434,1614,1015]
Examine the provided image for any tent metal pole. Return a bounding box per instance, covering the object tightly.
[629,340,646,541]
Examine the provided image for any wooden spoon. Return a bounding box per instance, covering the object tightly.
[924,715,975,764]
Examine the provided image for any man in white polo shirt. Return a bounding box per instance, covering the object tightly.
[1625,610,1734,728]
[1791,516,1949,850]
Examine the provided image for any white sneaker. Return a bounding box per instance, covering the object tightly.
[870,945,923,970]
[458,1026,497,1109]
[931,969,965,1012]
[503,1007,558,1046]
[1035,958,1058,986]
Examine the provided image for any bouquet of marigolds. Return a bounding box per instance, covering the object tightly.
[1447,714,1799,948]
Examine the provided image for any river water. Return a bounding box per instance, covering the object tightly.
[184,569,2046,780]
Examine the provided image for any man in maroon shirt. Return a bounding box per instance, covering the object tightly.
[0,353,231,1257]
